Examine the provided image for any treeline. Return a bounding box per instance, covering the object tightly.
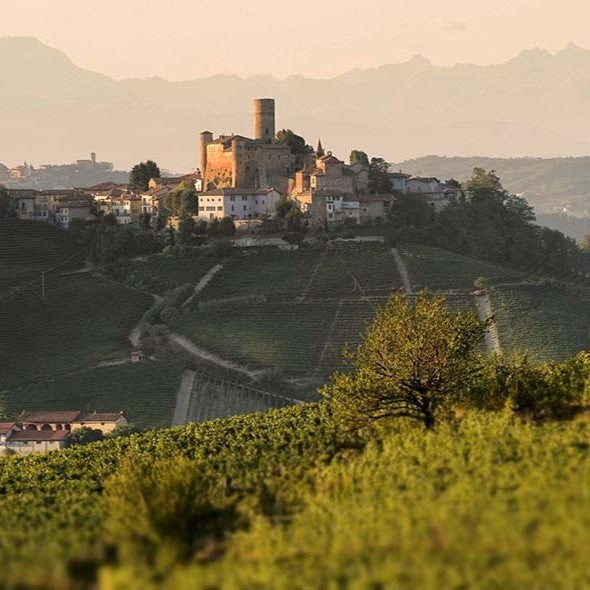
[388,168,584,278]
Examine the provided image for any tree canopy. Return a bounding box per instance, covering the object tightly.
[130,161,161,191]
[368,157,393,194]
[349,150,369,167]
[321,292,487,429]
[275,129,313,156]
[387,168,582,277]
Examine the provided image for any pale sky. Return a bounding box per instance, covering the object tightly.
[1,0,590,79]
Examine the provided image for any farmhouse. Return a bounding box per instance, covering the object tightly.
[21,410,129,434]
[5,430,70,455]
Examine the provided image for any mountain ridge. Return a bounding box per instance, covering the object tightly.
[2,36,590,171]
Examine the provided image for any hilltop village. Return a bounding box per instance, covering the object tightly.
[3,99,461,231]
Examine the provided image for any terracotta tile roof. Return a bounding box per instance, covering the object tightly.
[76,412,125,422]
[22,411,82,423]
[9,430,70,442]
[0,422,17,436]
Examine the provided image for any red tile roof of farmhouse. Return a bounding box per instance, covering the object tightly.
[75,412,125,422]
[22,411,82,423]
[9,430,70,442]
[0,422,17,435]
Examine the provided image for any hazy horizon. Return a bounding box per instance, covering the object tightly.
[2,0,590,80]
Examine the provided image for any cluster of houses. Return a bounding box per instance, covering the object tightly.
[0,410,129,455]
[5,98,463,231]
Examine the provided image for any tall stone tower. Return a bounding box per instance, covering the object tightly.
[198,131,213,176]
[253,98,275,143]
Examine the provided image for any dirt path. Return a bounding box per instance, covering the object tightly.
[129,294,163,348]
[182,264,223,309]
[172,370,196,426]
[475,292,501,354]
[391,248,412,293]
[167,331,263,380]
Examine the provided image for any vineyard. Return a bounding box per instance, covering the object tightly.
[184,368,302,423]
[0,272,153,388]
[0,404,589,588]
[0,221,79,292]
[125,256,218,294]
[490,283,590,361]
[397,242,523,291]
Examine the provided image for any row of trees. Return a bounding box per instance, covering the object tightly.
[388,168,584,277]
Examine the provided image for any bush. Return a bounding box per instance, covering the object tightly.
[281,232,304,245]
[466,352,590,419]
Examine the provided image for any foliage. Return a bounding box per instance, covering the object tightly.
[177,217,196,245]
[130,161,160,191]
[0,403,340,587]
[387,169,583,278]
[0,185,11,218]
[105,457,239,577]
[349,150,369,167]
[164,182,198,218]
[467,352,590,419]
[275,129,313,156]
[368,157,393,194]
[69,427,104,446]
[321,292,487,428]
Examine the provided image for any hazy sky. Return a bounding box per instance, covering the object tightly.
[2,0,590,79]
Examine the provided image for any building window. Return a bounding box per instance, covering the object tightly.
[242,196,247,201]
[231,205,234,212]
[230,196,235,202]
[217,206,223,211]
[199,206,205,211]
[243,205,247,211]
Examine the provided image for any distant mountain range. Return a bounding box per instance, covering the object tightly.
[3,36,590,175]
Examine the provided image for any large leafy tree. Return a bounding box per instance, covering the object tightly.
[368,157,393,194]
[321,292,487,429]
[275,129,313,156]
[130,160,161,191]
[164,181,198,218]
[349,150,369,167]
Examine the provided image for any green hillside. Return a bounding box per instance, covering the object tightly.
[397,243,590,362]
[392,155,590,220]
[3,362,183,430]
[398,243,523,291]
[171,242,405,383]
[0,220,79,292]
[491,283,590,362]
[1,403,589,588]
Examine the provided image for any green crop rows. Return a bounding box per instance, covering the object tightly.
[399,243,523,291]
[0,221,79,292]
[491,283,590,361]
[0,272,153,388]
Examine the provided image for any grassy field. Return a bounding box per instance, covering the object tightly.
[398,243,523,291]
[0,221,79,292]
[491,283,590,362]
[3,361,184,430]
[0,272,153,388]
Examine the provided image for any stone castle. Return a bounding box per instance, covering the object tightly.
[198,99,292,195]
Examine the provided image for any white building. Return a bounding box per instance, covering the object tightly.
[197,188,281,221]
